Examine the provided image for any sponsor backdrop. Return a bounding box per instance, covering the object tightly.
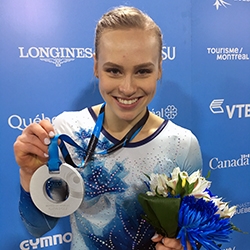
[1,0,249,249]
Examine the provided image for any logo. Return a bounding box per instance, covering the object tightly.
[207,47,249,61]
[210,99,250,119]
[8,113,56,131]
[20,232,72,250]
[213,0,231,10]
[162,46,176,61]
[209,99,224,114]
[18,47,93,67]
[19,46,175,66]
[151,105,178,120]
[235,201,250,215]
[209,153,250,170]
[213,0,250,10]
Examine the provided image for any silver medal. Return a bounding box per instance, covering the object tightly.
[30,163,84,217]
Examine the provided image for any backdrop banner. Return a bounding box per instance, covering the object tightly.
[1,0,249,249]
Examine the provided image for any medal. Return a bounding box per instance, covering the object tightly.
[30,135,84,217]
[30,163,84,217]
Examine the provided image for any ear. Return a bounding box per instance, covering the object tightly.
[93,53,98,78]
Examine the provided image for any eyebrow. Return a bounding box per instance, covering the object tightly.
[103,62,155,70]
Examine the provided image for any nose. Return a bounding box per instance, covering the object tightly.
[118,75,137,96]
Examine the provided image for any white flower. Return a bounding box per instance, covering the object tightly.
[171,167,181,180]
[165,177,177,190]
[221,205,237,218]
[166,167,181,190]
[211,197,237,218]
[147,173,169,197]
[187,169,201,183]
[165,168,188,191]
[179,171,189,187]
[191,177,211,198]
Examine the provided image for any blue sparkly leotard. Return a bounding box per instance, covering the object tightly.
[19,104,202,250]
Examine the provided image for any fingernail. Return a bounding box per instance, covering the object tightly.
[44,138,50,145]
[151,233,159,240]
[49,131,55,137]
[44,153,49,158]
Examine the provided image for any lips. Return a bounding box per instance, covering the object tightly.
[116,98,139,105]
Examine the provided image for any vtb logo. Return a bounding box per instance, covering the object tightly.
[210,99,250,119]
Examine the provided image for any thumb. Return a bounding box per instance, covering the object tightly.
[151,233,163,243]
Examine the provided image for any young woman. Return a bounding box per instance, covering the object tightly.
[14,6,202,250]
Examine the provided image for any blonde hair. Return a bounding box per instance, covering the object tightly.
[95,6,163,61]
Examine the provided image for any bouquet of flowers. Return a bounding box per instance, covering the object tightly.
[138,167,238,250]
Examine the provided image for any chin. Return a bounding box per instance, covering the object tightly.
[116,109,145,122]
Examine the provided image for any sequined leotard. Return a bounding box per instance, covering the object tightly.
[19,104,202,250]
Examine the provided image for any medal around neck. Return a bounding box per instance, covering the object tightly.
[30,136,84,217]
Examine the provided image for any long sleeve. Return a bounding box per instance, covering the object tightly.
[19,186,59,238]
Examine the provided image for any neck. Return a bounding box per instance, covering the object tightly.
[103,106,149,140]
[92,104,164,142]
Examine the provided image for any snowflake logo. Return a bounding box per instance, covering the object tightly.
[213,0,231,10]
[165,105,178,120]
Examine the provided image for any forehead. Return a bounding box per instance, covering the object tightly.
[97,29,160,63]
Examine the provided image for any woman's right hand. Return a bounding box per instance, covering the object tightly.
[13,120,55,192]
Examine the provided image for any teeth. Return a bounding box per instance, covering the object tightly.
[117,98,138,105]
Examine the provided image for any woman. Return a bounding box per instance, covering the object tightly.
[14,6,202,250]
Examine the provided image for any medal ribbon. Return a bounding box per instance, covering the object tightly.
[52,103,149,169]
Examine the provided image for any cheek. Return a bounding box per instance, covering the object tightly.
[98,81,106,96]
[142,81,157,96]
[98,77,113,96]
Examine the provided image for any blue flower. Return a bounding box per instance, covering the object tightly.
[177,196,232,250]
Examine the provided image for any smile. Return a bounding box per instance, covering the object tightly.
[117,98,139,105]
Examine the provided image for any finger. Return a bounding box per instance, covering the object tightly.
[39,120,55,138]
[155,242,173,250]
[14,137,48,159]
[17,126,50,156]
[161,237,183,249]
[39,120,61,145]
[13,122,54,168]
[23,122,52,145]
[186,241,192,250]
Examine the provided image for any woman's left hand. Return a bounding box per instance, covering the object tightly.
[151,233,192,250]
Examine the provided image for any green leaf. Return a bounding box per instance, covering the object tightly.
[138,194,165,234]
[205,170,211,179]
[138,194,181,238]
[231,223,248,234]
[175,174,185,197]
[166,184,173,195]
[186,180,195,195]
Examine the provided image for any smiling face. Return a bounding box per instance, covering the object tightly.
[94,28,162,124]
